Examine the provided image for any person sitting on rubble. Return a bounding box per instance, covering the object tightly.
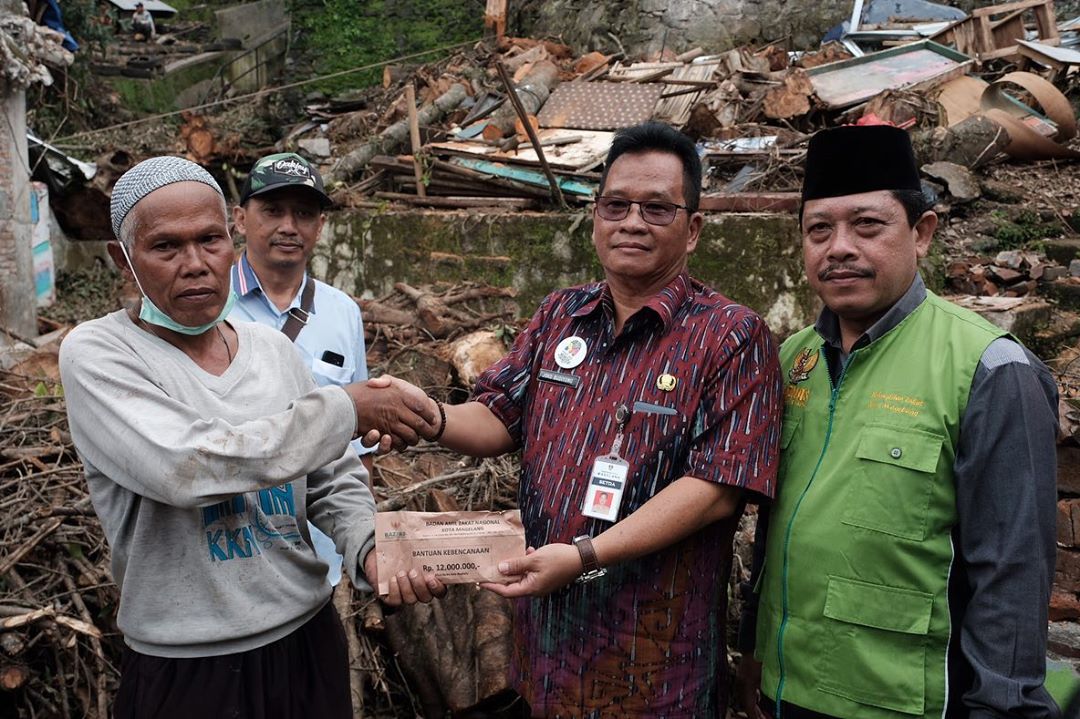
[131,2,155,40]
[59,156,445,718]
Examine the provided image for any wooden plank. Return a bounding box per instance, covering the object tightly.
[970,0,1052,17]
[405,85,426,198]
[483,0,507,37]
[1018,39,1080,66]
[654,63,718,126]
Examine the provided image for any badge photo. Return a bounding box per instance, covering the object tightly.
[583,455,627,522]
[555,335,588,369]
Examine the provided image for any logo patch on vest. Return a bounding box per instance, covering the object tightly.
[788,347,819,385]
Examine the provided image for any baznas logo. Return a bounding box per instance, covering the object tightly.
[273,159,311,178]
[788,347,819,384]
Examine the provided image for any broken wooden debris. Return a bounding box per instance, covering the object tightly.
[930,0,1061,63]
[806,40,973,110]
[483,61,560,138]
[1017,39,1080,82]
[495,60,568,209]
[329,83,470,185]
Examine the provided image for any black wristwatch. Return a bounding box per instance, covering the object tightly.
[572,535,607,584]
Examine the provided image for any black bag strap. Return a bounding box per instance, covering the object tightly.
[281,277,315,343]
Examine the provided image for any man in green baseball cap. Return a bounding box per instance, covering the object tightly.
[230,152,374,588]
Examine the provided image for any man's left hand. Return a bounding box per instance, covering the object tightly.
[481,544,583,598]
[363,551,447,607]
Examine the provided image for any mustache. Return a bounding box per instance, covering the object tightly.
[269,236,303,246]
[818,263,875,281]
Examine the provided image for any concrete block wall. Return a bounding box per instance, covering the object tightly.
[0,90,36,338]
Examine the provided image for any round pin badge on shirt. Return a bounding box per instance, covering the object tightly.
[554,335,588,369]
[657,373,677,391]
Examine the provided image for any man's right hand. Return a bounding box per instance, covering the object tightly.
[735,655,769,719]
[344,374,438,451]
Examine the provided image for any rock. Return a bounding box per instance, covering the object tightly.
[1049,622,1080,660]
[1058,549,1080,595]
[1045,239,1080,267]
[995,250,1024,269]
[1045,280,1080,312]
[921,161,981,202]
[981,179,1026,204]
[916,115,1009,169]
[1071,259,1080,278]
[1044,266,1069,282]
[947,295,1051,344]
[297,137,331,158]
[988,266,1023,284]
[1061,500,1075,547]
[1051,590,1080,621]
[1060,445,1080,496]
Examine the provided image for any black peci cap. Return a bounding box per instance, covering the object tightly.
[802,124,921,202]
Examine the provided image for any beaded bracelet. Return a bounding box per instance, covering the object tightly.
[432,399,447,442]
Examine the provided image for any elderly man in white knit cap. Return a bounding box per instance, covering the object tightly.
[58,156,444,719]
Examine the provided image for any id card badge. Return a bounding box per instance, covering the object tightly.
[583,453,628,522]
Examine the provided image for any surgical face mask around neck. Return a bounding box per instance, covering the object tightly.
[117,242,236,336]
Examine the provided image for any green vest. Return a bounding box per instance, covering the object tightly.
[756,291,1006,718]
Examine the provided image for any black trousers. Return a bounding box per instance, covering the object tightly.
[113,602,351,719]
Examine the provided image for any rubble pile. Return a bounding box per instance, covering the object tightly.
[946,249,1069,297]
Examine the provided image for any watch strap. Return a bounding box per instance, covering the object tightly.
[573,535,601,573]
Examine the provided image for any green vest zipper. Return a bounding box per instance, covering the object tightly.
[775,347,857,717]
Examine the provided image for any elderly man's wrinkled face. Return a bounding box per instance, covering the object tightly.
[113,181,233,328]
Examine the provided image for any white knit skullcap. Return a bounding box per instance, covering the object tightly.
[110,156,224,240]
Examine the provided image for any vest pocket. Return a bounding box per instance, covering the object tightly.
[842,424,944,541]
[817,575,933,716]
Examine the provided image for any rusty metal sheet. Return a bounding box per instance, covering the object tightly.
[807,40,972,109]
[537,82,663,130]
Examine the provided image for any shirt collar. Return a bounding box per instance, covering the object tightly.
[233,251,262,297]
[815,273,927,350]
[232,251,313,315]
[570,271,694,332]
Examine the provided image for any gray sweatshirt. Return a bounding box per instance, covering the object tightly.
[59,311,376,658]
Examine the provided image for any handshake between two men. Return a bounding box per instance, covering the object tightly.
[345,374,443,452]
[340,375,555,603]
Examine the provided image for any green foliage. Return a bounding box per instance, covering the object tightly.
[988,209,1064,250]
[42,264,125,326]
[290,0,484,95]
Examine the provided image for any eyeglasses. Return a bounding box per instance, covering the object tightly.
[594,196,691,226]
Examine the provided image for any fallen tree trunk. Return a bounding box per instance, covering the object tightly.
[484,60,560,138]
[328,83,470,184]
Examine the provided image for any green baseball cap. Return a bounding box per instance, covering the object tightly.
[239,152,332,207]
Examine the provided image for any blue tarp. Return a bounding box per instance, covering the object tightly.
[39,0,78,52]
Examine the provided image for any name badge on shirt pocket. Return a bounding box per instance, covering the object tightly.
[538,369,581,389]
[632,400,678,417]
